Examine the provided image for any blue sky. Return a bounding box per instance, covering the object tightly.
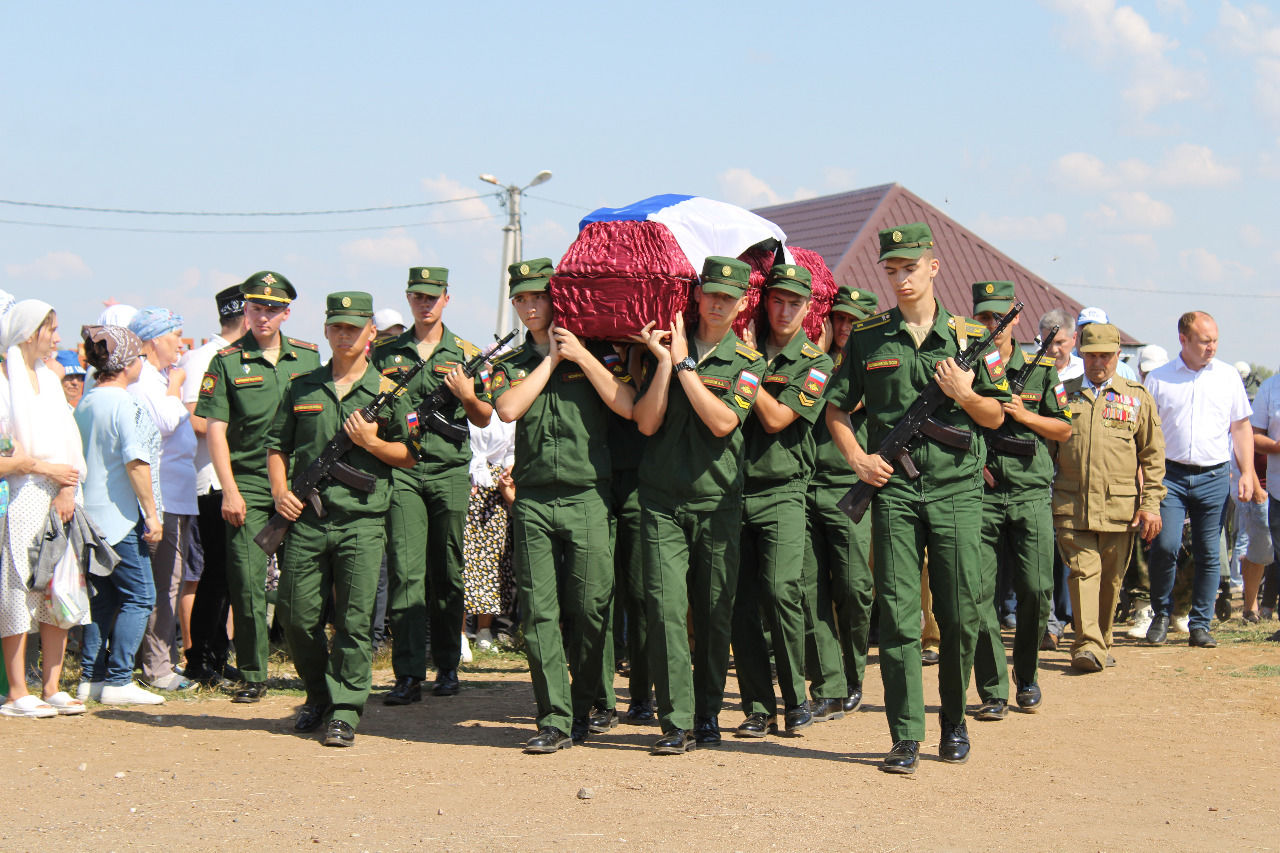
[2,1,1278,364]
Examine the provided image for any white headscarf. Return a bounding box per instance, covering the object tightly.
[2,299,82,471]
[97,303,137,328]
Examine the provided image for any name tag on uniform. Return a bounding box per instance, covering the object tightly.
[867,358,900,371]
[433,362,461,375]
[1021,392,1042,402]
[293,403,323,414]
[764,374,788,385]
[702,376,730,391]
[233,375,264,386]
[563,371,586,382]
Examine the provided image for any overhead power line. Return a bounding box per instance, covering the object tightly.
[524,193,594,211]
[0,194,498,217]
[1063,281,1280,298]
[0,214,496,235]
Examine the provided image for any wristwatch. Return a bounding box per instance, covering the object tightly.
[674,356,697,373]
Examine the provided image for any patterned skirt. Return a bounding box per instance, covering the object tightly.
[0,477,60,636]
[462,464,515,616]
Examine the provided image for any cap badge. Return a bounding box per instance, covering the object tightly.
[985,284,994,294]
[262,286,272,296]
[850,290,859,299]
[721,264,732,277]
[262,273,276,285]
[786,267,795,277]
[519,263,529,276]
[341,296,352,308]
[892,230,902,243]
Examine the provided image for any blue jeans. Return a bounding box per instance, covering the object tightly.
[81,519,156,685]
[1149,462,1231,630]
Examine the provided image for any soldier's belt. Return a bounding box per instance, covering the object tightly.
[987,432,1037,457]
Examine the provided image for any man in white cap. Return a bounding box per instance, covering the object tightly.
[1076,307,1138,380]
[373,308,406,343]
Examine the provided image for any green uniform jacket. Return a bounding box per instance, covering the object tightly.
[637,332,766,511]
[826,300,1010,502]
[490,340,628,497]
[1050,374,1166,532]
[744,335,833,493]
[984,348,1070,494]
[194,332,322,492]
[371,325,489,480]
[810,349,867,489]
[265,362,415,518]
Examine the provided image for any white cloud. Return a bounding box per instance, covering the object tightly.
[1043,0,1206,113]
[4,250,91,282]
[718,168,781,207]
[1216,2,1280,120]
[1178,247,1255,282]
[1093,190,1175,228]
[1156,143,1241,186]
[1053,144,1238,191]
[971,212,1069,241]
[420,174,498,224]
[339,228,421,267]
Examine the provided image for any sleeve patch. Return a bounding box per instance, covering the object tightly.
[735,370,760,399]
[734,394,751,409]
[984,349,1005,380]
[199,373,217,395]
[491,372,508,391]
[804,368,828,395]
[797,391,817,407]
[1054,383,1068,407]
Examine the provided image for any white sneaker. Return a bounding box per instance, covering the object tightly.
[475,628,493,651]
[459,633,473,664]
[146,672,193,691]
[1127,606,1154,639]
[76,681,104,702]
[99,682,165,706]
[1173,615,1190,634]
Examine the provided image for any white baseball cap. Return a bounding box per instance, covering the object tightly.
[1076,306,1109,327]
[373,308,405,332]
[1138,344,1169,373]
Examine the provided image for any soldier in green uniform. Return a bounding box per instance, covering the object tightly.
[632,256,765,755]
[825,223,1009,774]
[374,267,492,704]
[267,292,418,747]
[968,281,1072,721]
[195,271,321,703]
[490,258,636,753]
[803,285,879,720]
[731,263,833,738]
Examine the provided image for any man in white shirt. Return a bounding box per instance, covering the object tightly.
[1040,309,1083,382]
[1143,311,1256,648]
[177,286,246,686]
[1250,373,1280,641]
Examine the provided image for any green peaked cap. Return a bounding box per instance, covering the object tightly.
[325,291,374,326]
[832,284,879,319]
[972,280,1016,316]
[878,222,934,261]
[766,263,812,297]
[407,266,449,295]
[700,256,751,296]
[508,257,554,296]
[240,270,296,306]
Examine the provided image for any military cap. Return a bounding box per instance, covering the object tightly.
[699,256,751,297]
[972,280,1016,316]
[878,222,935,262]
[324,291,374,327]
[832,285,879,319]
[1078,323,1121,354]
[765,263,812,297]
[407,267,449,296]
[240,271,296,306]
[508,258,554,296]
[215,284,245,320]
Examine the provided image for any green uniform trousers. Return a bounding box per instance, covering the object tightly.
[732,490,808,715]
[641,498,741,733]
[975,492,1053,701]
[511,490,614,735]
[277,515,384,728]
[804,484,873,700]
[606,471,650,706]
[385,468,469,679]
[873,491,982,742]
[224,497,274,683]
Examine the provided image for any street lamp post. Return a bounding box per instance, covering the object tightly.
[479,170,552,338]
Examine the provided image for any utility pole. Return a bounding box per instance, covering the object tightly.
[479,170,552,338]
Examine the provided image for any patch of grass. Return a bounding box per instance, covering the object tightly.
[1213,618,1280,644]
[1223,655,1274,676]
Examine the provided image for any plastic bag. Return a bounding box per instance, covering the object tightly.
[46,545,90,628]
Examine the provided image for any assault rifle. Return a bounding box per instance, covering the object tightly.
[836,302,1024,523]
[413,328,517,444]
[983,325,1060,471]
[253,357,427,556]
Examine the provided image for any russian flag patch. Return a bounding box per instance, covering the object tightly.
[1054,382,1067,407]
[983,349,1005,380]
[803,368,828,396]
[735,370,760,399]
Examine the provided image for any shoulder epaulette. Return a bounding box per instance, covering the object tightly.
[288,338,318,352]
[216,343,242,357]
[456,336,481,359]
[735,342,762,360]
[1038,355,1055,366]
[800,342,823,358]
[853,311,891,332]
[964,320,986,336]
[373,336,397,349]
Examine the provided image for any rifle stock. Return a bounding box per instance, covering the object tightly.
[836,302,1024,523]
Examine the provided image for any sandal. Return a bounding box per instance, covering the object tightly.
[43,691,88,716]
[1,694,58,718]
